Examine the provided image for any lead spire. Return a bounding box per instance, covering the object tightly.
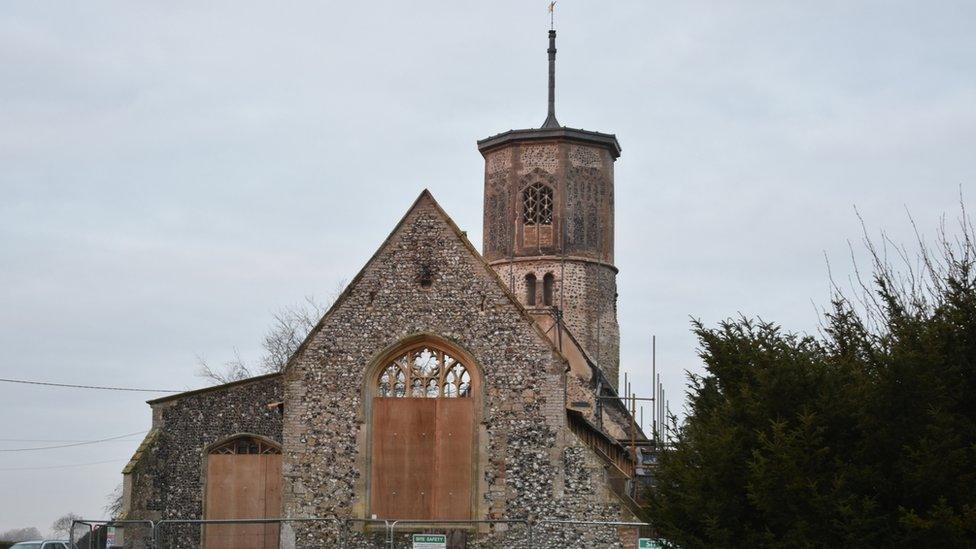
[541,28,560,129]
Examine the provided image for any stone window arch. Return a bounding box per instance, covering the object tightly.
[377,343,472,398]
[522,182,554,226]
[543,273,555,306]
[208,434,281,455]
[525,273,537,306]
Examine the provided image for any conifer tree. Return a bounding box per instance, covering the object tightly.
[649,213,976,548]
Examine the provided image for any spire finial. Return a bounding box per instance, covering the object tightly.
[541,7,560,129]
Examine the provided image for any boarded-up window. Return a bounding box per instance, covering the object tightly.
[371,342,476,520]
[205,436,282,549]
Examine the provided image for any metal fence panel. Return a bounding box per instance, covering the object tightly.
[534,520,650,549]
[388,519,532,549]
[70,519,155,549]
[73,516,652,549]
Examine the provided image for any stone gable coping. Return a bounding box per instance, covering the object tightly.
[121,428,159,475]
[146,371,282,405]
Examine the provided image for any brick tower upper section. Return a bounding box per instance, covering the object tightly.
[476,30,622,389]
[479,131,619,264]
[477,129,621,389]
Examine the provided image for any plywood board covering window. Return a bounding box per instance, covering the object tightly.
[371,342,476,520]
[205,436,282,549]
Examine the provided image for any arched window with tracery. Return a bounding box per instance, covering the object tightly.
[522,182,554,226]
[209,435,281,455]
[377,344,472,398]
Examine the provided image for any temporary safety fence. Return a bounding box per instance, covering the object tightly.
[69,519,155,549]
[77,516,654,548]
[152,517,344,549]
[387,519,532,548]
[534,519,651,549]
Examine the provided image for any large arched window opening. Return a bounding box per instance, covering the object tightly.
[370,339,479,521]
[204,435,281,549]
[525,273,537,306]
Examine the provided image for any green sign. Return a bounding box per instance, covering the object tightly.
[413,533,447,549]
[639,539,663,549]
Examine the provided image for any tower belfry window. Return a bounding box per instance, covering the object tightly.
[522,183,554,226]
[543,273,555,306]
[526,273,537,306]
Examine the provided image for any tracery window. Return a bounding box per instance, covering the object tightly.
[378,345,472,398]
[522,182,554,226]
[210,435,281,455]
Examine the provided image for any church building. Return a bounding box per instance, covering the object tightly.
[122,29,648,548]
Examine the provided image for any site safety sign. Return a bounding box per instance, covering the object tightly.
[412,533,447,548]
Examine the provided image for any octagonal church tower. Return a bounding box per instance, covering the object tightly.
[478,30,622,389]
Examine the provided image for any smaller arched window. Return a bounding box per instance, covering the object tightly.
[525,273,537,306]
[543,273,555,306]
[210,435,280,455]
[378,345,472,398]
[522,183,554,226]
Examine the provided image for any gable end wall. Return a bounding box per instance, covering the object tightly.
[282,196,632,545]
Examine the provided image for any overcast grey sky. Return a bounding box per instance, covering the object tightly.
[2,0,974,533]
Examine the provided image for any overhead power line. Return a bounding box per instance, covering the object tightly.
[0,458,126,472]
[0,438,104,442]
[0,430,147,452]
[0,377,181,393]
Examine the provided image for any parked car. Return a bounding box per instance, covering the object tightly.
[10,542,76,549]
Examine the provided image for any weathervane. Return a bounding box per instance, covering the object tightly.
[549,1,556,30]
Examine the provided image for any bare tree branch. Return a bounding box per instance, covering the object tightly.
[195,281,346,385]
[196,348,252,385]
[51,512,82,539]
[104,482,124,520]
